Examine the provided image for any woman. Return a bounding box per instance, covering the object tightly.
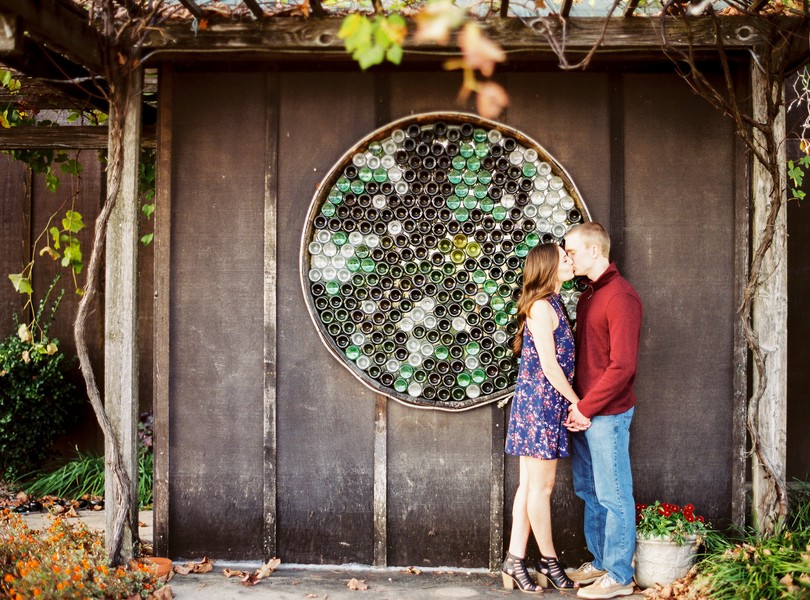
[501,242,582,593]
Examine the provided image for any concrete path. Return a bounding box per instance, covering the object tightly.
[20,510,646,599]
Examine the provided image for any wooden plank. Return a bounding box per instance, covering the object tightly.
[104,66,143,561]
[167,71,266,559]
[731,71,749,529]
[750,62,787,529]
[152,64,173,558]
[275,71,376,565]
[373,394,387,567]
[489,404,505,572]
[263,71,280,561]
[623,72,737,524]
[0,155,27,324]
[0,126,157,149]
[386,406,491,567]
[144,16,782,58]
[0,0,104,74]
[608,73,625,269]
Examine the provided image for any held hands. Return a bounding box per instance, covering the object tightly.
[565,403,591,432]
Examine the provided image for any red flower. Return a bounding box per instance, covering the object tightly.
[697,515,705,523]
[685,513,695,522]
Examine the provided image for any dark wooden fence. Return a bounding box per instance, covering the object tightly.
[2,63,808,567]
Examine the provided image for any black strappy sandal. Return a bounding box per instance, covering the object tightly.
[502,552,542,594]
[535,554,578,590]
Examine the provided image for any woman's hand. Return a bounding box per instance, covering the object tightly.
[564,403,591,431]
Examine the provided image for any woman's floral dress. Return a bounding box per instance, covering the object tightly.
[505,294,575,459]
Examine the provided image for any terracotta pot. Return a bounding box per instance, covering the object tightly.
[143,556,173,579]
[634,534,699,589]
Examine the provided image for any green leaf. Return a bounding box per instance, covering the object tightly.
[9,273,33,295]
[0,70,11,87]
[66,111,80,123]
[140,233,154,246]
[142,202,156,219]
[62,242,83,274]
[356,44,385,70]
[338,14,365,40]
[800,154,810,167]
[45,170,59,192]
[386,44,404,65]
[62,210,85,233]
[50,226,61,250]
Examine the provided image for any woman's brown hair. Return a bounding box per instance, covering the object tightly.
[512,243,561,356]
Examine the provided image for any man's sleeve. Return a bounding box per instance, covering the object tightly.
[577,293,642,418]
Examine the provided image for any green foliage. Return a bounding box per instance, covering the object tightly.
[338,13,407,69]
[0,292,79,480]
[24,412,155,508]
[139,148,156,246]
[685,486,810,599]
[8,207,86,301]
[22,448,154,509]
[636,500,711,545]
[0,69,90,193]
[788,154,810,203]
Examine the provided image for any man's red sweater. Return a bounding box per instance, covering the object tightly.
[574,262,643,419]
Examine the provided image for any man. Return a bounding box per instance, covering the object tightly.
[563,223,643,600]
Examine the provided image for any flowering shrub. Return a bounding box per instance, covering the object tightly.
[636,501,709,545]
[0,510,163,599]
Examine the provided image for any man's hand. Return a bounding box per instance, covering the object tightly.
[565,403,591,431]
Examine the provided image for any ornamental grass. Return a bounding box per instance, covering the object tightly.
[0,510,164,599]
[643,487,810,599]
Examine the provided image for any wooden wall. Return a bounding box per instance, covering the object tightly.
[154,63,750,566]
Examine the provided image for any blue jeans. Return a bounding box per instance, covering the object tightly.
[570,407,635,585]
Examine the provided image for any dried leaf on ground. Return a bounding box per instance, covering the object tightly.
[256,557,281,579]
[347,578,368,590]
[240,571,260,586]
[403,566,422,575]
[174,556,214,575]
[223,568,249,578]
[149,585,173,599]
[65,506,79,518]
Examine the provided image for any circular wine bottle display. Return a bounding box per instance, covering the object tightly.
[300,113,590,410]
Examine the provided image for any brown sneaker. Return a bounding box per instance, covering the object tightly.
[576,573,634,599]
[565,562,607,585]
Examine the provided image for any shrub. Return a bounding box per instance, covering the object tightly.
[0,510,162,599]
[0,292,80,480]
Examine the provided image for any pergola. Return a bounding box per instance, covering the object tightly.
[1,0,807,563]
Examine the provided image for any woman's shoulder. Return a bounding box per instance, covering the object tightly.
[527,296,557,321]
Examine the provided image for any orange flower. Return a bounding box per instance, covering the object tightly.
[32,589,40,597]
[3,574,14,583]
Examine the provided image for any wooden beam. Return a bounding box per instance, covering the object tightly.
[0,125,156,149]
[242,0,265,19]
[152,63,173,559]
[176,0,203,20]
[623,0,641,17]
[0,0,103,75]
[750,61,788,533]
[142,16,784,61]
[262,72,279,561]
[104,65,143,562]
[560,0,574,19]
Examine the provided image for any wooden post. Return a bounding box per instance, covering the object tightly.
[104,66,143,560]
[750,62,787,532]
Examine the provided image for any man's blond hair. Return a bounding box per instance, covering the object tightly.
[568,222,611,259]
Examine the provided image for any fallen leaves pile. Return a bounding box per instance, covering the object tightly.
[171,556,281,588]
